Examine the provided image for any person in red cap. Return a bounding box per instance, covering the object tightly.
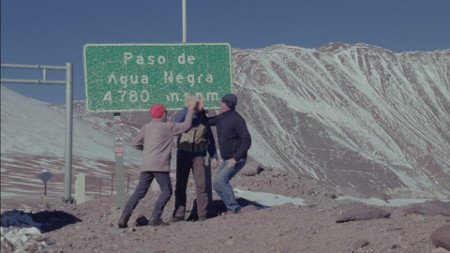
[118,98,198,228]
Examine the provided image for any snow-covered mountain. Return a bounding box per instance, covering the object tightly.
[1,87,141,162]
[1,43,449,208]
[233,43,449,198]
[0,87,142,209]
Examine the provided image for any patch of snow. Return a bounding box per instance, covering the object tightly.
[336,195,450,206]
[234,188,305,206]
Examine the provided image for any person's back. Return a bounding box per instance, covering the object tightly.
[118,101,196,228]
[135,118,191,172]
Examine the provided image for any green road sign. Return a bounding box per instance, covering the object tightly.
[84,43,232,112]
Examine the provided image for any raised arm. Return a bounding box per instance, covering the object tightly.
[170,96,198,135]
[174,107,188,123]
[170,109,193,136]
[198,109,217,126]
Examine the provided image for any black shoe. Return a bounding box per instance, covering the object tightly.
[171,216,184,223]
[149,218,170,226]
[186,215,199,222]
[118,213,131,228]
[198,216,207,222]
[135,215,149,226]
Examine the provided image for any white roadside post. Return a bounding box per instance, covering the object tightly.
[75,173,86,204]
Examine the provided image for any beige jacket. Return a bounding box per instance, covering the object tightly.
[131,110,193,172]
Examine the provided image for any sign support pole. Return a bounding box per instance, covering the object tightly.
[113,112,126,209]
[63,62,74,203]
[182,0,187,43]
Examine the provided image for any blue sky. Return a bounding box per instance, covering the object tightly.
[1,0,450,104]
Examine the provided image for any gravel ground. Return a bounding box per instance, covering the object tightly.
[2,169,449,253]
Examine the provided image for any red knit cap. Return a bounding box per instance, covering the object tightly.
[149,104,166,118]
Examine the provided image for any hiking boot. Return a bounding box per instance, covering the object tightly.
[198,216,207,222]
[149,218,170,226]
[171,216,185,223]
[118,213,131,228]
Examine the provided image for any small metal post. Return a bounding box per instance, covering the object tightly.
[127,174,130,194]
[111,173,114,196]
[44,181,48,207]
[98,177,102,198]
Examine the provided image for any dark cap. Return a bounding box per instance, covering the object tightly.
[221,94,237,110]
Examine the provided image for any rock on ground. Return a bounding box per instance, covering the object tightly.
[431,225,450,251]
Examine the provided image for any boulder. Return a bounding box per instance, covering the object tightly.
[239,160,264,176]
[352,239,370,251]
[431,247,450,253]
[336,204,390,223]
[405,201,450,216]
[431,225,450,250]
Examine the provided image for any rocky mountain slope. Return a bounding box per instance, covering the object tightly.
[232,43,449,198]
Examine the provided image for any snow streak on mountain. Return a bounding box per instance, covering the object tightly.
[1,87,141,163]
[233,43,450,198]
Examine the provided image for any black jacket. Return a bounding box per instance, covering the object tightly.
[203,109,251,161]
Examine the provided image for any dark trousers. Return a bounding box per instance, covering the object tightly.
[122,171,172,220]
[173,152,209,219]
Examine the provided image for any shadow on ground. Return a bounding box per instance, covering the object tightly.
[1,209,81,233]
[31,210,82,232]
[186,197,267,220]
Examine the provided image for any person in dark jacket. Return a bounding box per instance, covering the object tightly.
[200,93,252,213]
[172,97,217,222]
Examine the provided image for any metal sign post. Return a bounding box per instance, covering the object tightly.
[182,0,187,43]
[113,113,126,209]
[0,63,74,203]
[64,63,74,203]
